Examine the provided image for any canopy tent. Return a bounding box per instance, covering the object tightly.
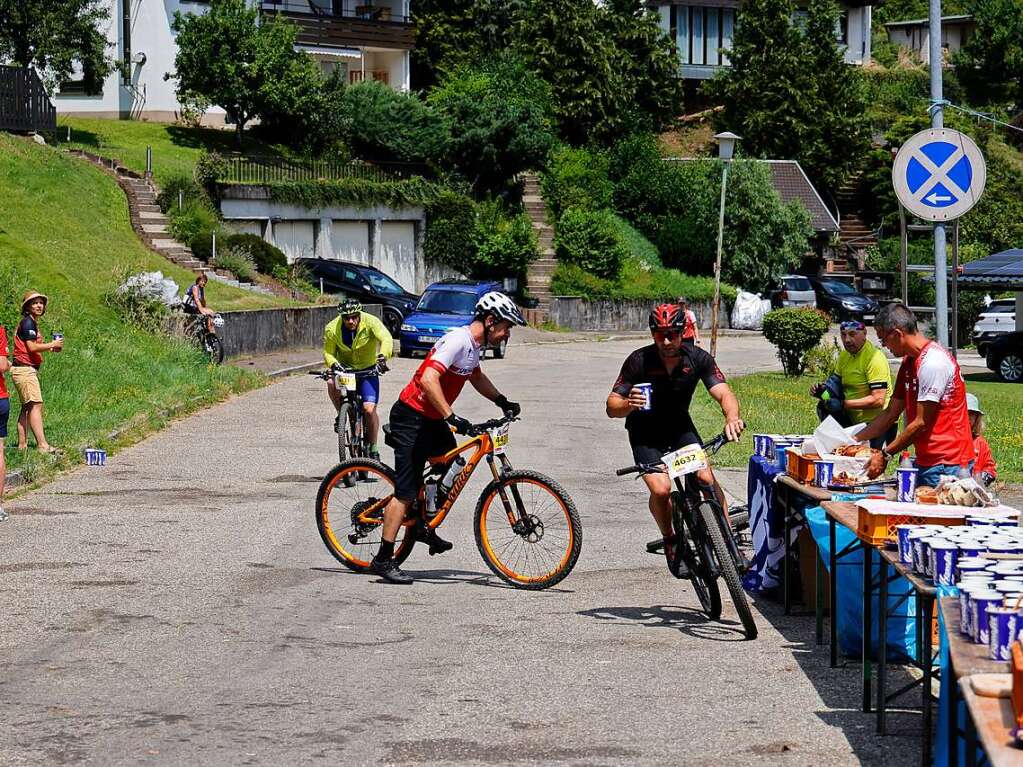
[957,249,1023,333]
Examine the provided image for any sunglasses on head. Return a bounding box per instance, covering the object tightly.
[840,320,865,331]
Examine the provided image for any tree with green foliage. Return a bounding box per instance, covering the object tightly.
[0,0,111,94]
[955,0,1023,105]
[513,0,683,146]
[170,0,317,146]
[429,55,556,195]
[705,0,868,190]
[341,81,451,166]
[611,135,812,292]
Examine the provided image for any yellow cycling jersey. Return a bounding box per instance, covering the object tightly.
[323,311,393,371]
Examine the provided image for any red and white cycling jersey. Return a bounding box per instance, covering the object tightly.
[399,326,480,419]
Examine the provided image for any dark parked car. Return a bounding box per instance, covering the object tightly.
[399,280,509,358]
[808,277,880,323]
[295,258,419,337]
[985,331,1023,383]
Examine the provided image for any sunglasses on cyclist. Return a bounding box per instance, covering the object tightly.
[839,320,865,331]
[653,329,683,341]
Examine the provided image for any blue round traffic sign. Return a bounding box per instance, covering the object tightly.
[892,129,987,221]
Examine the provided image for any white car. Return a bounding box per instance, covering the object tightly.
[972,299,1016,356]
[769,275,817,309]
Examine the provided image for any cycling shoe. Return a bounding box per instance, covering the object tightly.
[416,523,453,556]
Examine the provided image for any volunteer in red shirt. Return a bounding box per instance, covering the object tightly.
[371,292,526,584]
[858,303,973,486]
[0,322,10,522]
[12,291,62,454]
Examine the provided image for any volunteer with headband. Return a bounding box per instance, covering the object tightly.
[809,319,895,448]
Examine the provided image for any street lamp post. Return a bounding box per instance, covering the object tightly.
[710,131,740,357]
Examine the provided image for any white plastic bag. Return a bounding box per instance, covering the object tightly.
[116,271,181,308]
[730,290,767,330]
[811,416,867,456]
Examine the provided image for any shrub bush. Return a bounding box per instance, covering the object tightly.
[224,233,286,275]
[213,246,257,282]
[103,268,171,333]
[168,200,220,257]
[157,174,205,214]
[423,191,479,275]
[474,201,538,278]
[541,146,613,218]
[549,257,736,303]
[554,208,627,280]
[342,80,450,166]
[804,338,841,377]
[194,150,229,190]
[762,307,831,377]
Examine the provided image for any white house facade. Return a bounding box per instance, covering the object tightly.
[884,14,974,65]
[651,0,874,80]
[54,0,413,122]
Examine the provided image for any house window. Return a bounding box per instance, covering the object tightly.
[670,6,737,67]
[836,11,848,45]
[320,60,349,80]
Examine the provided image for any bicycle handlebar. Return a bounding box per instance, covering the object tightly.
[308,363,386,380]
[465,414,519,437]
[614,432,736,477]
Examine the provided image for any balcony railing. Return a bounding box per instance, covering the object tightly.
[260,1,415,50]
[220,155,428,185]
[260,1,409,25]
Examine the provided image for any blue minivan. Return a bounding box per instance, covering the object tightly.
[398,280,511,359]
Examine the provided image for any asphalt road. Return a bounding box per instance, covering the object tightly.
[2,336,919,766]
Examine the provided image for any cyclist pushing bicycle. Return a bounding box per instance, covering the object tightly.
[323,298,393,463]
[606,303,744,573]
[371,291,526,584]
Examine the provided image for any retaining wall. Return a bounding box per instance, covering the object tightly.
[549,297,730,332]
[169,304,382,359]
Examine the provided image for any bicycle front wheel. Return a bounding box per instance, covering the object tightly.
[474,470,582,590]
[315,459,415,572]
[697,501,758,639]
[671,492,721,620]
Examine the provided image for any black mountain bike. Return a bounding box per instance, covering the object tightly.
[616,432,757,640]
[311,362,386,477]
[186,313,224,364]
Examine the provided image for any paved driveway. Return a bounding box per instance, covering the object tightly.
[1,337,919,765]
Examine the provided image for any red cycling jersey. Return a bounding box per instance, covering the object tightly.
[399,326,481,420]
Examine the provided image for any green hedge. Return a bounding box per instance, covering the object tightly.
[540,145,613,219]
[762,307,831,376]
[554,208,627,280]
[264,177,447,209]
[551,257,735,303]
[224,233,287,275]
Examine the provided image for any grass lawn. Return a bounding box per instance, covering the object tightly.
[0,133,276,483]
[58,117,284,188]
[689,370,1023,485]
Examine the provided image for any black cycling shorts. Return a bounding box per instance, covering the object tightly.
[629,426,703,467]
[388,400,456,502]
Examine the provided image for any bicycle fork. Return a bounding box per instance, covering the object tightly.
[487,454,531,534]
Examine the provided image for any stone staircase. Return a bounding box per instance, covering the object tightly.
[522,173,557,321]
[69,150,274,295]
[830,173,878,274]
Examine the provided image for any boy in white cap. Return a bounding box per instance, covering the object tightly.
[967,393,997,486]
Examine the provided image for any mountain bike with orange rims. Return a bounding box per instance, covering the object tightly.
[314,414,582,590]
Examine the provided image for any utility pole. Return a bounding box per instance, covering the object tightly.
[929,0,949,346]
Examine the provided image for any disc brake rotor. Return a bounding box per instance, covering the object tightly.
[512,514,544,542]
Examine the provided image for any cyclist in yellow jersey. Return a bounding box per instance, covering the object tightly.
[323,299,393,461]
[810,320,894,447]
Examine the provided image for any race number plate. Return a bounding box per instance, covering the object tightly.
[664,444,708,480]
[336,372,357,389]
[491,424,510,455]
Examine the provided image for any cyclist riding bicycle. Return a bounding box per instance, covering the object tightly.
[605,303,744,572]
[323,298,394,463]
[371,291,526,585]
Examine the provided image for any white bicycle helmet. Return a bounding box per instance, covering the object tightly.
[474,291,527,326]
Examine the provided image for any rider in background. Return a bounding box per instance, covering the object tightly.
[676,296,701,346]
[606,303,744,571]
[323,298,393,463]
[182,272,216,334]
[371,292,525,585]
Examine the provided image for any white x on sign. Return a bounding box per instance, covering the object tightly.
[892,129,987,222]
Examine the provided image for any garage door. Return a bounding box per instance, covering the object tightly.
[226,220,264,237]
[379,222,416,292]
[273,221,316,263]
[332,221,370,264]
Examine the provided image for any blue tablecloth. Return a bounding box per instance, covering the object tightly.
[935,585,987,767]
[804,504,918,661]
[742,456,788,594]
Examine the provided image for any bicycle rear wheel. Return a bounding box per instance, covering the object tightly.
[697,500,758,639]
[671,492,721,620]
[474,470,582,590]
[315,459,415,572]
